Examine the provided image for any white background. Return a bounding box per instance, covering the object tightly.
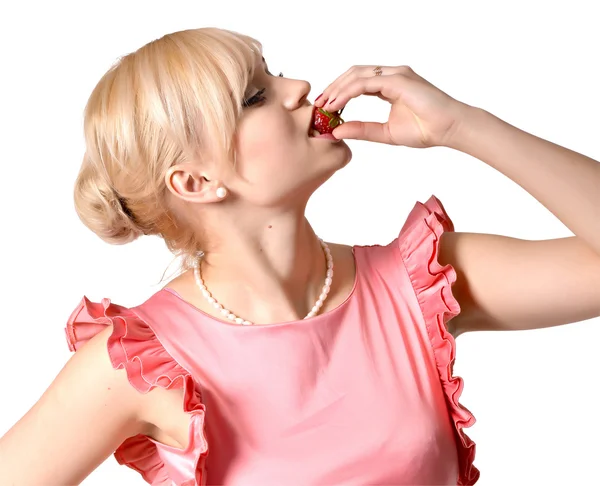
[1,1,599,484]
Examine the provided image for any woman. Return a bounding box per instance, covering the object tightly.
[1,26,599,485]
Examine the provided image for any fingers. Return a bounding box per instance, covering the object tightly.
[325,74,406,113]
[314,65,358,105]
[332,120,393,145]
[314,65,413,109]
[314,65,369,107]
[313,64,420,145]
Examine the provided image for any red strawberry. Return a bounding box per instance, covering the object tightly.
[313,107,345,135]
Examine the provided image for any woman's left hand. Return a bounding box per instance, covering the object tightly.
[314,65,472,148]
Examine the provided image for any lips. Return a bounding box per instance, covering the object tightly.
[308,106,318,137]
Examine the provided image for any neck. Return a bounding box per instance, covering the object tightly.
[197,212,329,324]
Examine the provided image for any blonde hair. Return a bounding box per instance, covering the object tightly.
[73,27,263,276]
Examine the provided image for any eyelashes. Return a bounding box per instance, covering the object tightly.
[243,88,266,107]
[243,72,284,108]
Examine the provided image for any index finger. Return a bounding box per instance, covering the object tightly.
[314,65,374,107]
[324,74,403,113]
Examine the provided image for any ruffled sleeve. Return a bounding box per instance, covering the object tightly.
[397,195,480,486]
[64,295,209,486]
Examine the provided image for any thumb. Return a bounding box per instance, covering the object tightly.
[332,120,392,144]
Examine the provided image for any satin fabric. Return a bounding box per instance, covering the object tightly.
[65,195,479,485]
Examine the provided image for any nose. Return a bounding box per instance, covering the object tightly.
[283,80,312,109]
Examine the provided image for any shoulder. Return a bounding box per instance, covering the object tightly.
[65,297,184,425]
[64,295,208,473]
[65,323,153,425]
[393,195,461,337]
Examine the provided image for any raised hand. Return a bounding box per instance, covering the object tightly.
[314,65,472,148]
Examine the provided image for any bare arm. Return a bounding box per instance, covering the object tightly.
[0,325,151,485]
[448,106,600,257]
[438,232,600,336]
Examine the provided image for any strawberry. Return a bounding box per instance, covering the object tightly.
[313,106,345,135]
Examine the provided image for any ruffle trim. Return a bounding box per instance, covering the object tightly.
[65,296,208,486]
[398,195,480,485]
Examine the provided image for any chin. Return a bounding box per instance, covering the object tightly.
[337,143,353,167]
[304,144,353,181]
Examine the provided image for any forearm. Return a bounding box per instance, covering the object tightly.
[448,106,600,256]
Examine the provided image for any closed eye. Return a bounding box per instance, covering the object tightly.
[242,71,284,108]
[243,88,266,108]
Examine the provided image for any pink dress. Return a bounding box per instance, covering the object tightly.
[64,195,479,485]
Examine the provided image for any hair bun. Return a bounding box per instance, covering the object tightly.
[73,160,144,245]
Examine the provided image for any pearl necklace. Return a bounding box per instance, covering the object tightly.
[193,238,333,326]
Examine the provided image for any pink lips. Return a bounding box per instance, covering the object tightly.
[314,133,338,141]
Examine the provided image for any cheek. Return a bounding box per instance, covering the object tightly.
[236,117,299,172]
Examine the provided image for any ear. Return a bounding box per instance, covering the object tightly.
[165,163,226,204]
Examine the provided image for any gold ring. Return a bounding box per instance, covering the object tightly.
[373,66,383,76]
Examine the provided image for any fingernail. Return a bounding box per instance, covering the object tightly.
[315,93,323,102]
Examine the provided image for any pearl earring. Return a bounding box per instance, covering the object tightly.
[216,187,227,198]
